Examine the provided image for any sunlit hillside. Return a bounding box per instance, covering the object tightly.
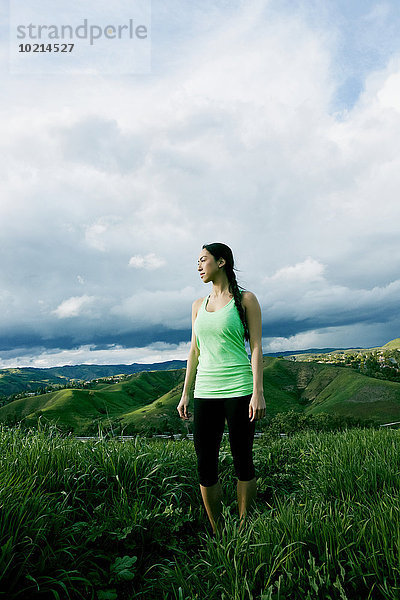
[1,357,400,435]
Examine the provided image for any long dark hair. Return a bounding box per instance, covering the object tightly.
[202,242,250,341]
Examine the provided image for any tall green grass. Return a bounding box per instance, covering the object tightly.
[0,421,399,598]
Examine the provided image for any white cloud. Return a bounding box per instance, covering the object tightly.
[265,258,325,284]
[258,259,400,331]
[128,253,166,270]
[0,342,191,369]
[262,321,390,353]
[264,331,330,352]
[52,295,96,319]
[377,70,400,111]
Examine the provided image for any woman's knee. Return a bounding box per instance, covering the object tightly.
[199,475,219,487]
[195,451,219,487]
[233,454,256,481]
[232,445,255,481]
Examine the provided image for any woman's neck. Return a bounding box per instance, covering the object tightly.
[210,273,231,297]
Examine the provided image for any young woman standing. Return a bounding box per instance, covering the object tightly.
[177,242,266,535]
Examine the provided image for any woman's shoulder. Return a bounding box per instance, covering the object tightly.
[192,296,206,308]
[240,290,259,307]
[192,296,205,314]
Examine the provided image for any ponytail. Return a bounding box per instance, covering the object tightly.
[226,266,250,342]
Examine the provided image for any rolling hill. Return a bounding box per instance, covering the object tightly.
[382,338,400,350]
[0,369,186,435]
[0,360,187,397]
[267,358,400,421]
[1,357,400,435]
[2,337,399,400]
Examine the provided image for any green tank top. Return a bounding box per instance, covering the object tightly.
[193,293,253,398]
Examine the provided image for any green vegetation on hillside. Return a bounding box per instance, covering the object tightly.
[288,337,400,384]
[0,369,186,436]
[382,337,400,350]
[0,361,187,401]
[0,368,71,403]
[1,357,400,435]
[2,335,400,434]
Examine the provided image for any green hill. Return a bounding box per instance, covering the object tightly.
[2,337,399,400]
[382,338,400,350]
[0,361,187,398]
[1,357,400,435]
[0,369,186,435]
[259,357,398,420]
[0,368,70,397]
[44,360,186,380]
[278,359,400,421]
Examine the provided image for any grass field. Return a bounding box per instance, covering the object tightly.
[1,421,400,599]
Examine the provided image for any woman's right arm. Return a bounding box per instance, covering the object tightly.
[177,298,202,420]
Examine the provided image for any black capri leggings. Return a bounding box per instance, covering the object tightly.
[193,394,256,487]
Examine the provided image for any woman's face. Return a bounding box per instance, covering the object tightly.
[197,248,219,283]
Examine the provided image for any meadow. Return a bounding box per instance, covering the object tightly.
[1,421,400,599]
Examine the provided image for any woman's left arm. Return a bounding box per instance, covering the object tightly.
[243,292,266,422]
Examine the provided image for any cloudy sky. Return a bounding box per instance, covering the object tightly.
[1,0,400,368]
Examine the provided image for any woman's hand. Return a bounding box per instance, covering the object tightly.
[177,394,191,420]
[249,391,266,422]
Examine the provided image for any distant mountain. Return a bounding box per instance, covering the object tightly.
[44,360,187,380]
[1,357,400,435]
[0,360,186,397]
[281,337,400,358]
[264,347,363,357]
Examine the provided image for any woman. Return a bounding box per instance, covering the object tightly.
[177,242,266,535]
